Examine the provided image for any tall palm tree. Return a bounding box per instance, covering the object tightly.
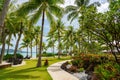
[33,26,40,58]
[47,28,56,54]
[17,0,64,67]
[53,19,65,59]
[5,4,17,54]
[0,1,16,64]
[63,26,75,54]
[20,38,30,57]
[6,35,13,54]
[28,27,34,58]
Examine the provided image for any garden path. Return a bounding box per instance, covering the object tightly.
[47,60,79,80]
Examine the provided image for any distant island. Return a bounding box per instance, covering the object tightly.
[0,49,36,53]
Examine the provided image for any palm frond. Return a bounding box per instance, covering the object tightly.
[46,10,55,26]
[89,2,101,7]
[17,1,40,16]
[49,5,64,18]
[67,11,78,22]
[65,5,77,13]
[29,7,42,24]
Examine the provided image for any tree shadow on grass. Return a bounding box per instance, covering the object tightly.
[0,74,40,80]
[0,67,47,80]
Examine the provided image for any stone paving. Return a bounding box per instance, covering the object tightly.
[47,61,79,80]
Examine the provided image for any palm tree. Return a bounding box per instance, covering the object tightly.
[33,26,40,58]
[28,27,34,58]
[20,38,30,57]
[63,26,75,55]
[65,0,100,23]
[53,19,65,59]
[47,28,56,54]
[5,4,17,54]
[6,35,13,54]
[17,0,64,67]
[0,2,16,64]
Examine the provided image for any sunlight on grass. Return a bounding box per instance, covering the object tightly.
[0,56,71,80]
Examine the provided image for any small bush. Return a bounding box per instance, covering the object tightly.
[44,59,49,66]
[4,53,23,64]
[16,53,23,59]
[3,54,13,60]
[42,53,55,57]
[94,62,119,80]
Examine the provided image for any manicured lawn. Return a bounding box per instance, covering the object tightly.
[0,57,70,80]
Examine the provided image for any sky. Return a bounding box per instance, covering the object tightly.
[7,0,109,53]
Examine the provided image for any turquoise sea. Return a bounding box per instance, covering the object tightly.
[7,52,37,58]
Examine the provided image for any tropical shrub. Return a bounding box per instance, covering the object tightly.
[94,62,120,80]
[4,53,23,64]
[44,59,49,66]
[42,53,55,57]
[70,53,120,79]
[3,54,13,60]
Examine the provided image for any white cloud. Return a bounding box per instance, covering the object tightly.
[16,0,28,4]
[97,2,109,13]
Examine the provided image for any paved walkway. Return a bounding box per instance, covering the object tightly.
[47,61,79,80]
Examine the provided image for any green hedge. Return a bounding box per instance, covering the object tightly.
[42,53,55,57]
[4,53,23,60]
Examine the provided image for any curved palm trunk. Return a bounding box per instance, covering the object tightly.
[58,32,61,59]
[52,44,55,58]
[0,27,7,64]
[26,46,28,57]
[52,37,55,57]
[0,0,10,37]
[0,36,6,64]
[14,33,22,59]
[37,11,45,67]
[14,23,23,59]
[7,43,10,54]
[30,40,32,58]
[7,35,11,54]
[36,40,38,58]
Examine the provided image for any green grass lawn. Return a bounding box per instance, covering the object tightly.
[0,57,70,80]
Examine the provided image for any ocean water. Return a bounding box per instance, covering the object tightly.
[20,52,37,58]
[7,52,37,58]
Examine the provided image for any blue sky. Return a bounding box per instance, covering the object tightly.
[7,0,109,53]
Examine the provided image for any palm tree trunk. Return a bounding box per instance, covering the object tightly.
[27,46,28,57]
[30,40,32,58]
[58,32,61,59]
[0,36,6,64]
[7,35,11,54]
[53,45,55,54]
[0,0,10,37]
[14,22,23,59]
[7,43,10,54]
[14,33,22,59]
[52,37,54,54]
[0,27,7,64]
[36,40,38,58]
[37,10,45,67]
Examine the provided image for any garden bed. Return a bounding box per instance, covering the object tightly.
[61,54,120,80]
[0,62,12,69]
